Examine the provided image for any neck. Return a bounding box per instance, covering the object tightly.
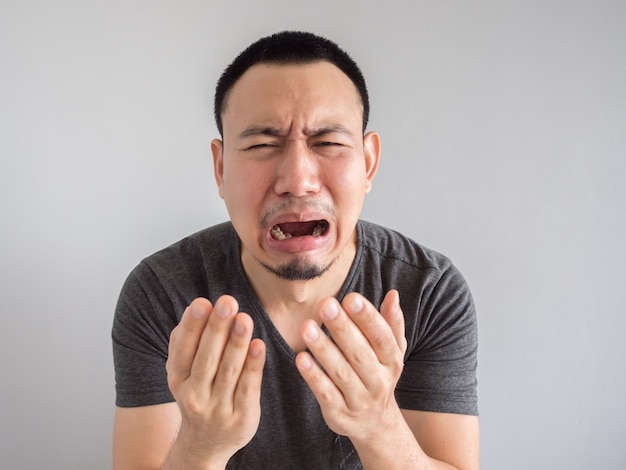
[239,234,358,353]
[241,242,357,321]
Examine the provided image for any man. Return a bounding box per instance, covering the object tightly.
[112,31,479,469]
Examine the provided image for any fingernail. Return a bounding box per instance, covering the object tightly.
[233,318,245,335]
[304,323,320,342]
[250,343,262,358]
[299,355,313,370]
[349,296,364,313]
[190,304,205,319]
[322,302,339,321]
[214,302,230,318]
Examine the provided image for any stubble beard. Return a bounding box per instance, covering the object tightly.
[259,257,335,281]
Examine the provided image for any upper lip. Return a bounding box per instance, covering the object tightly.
[261,198,335,229]
[266,211,329,228]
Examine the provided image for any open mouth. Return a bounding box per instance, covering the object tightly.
[270,220,329,240]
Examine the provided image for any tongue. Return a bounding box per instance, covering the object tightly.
[278,221,320,237]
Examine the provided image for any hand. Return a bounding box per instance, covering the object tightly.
[295,290,407,442]
[165,296,266,467]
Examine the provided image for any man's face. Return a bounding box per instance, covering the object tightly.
[212,61,380,281]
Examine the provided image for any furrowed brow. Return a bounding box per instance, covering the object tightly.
[307,124,354,137]
[238,124,355,140]
[238,126,285,139]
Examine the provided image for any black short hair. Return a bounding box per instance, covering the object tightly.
[214,31,369,136]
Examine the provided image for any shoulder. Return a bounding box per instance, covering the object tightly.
[131,222,236,279]
[352,221,473,321]
[118,222,238,310]
[356,220,454,275]
[143,222,235,267]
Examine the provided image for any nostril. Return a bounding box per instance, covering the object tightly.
[274,157,321,197]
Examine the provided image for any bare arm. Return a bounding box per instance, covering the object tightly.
[402,409,480,470]
[113,403,181,470]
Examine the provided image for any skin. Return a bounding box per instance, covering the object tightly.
[113,62,480,469]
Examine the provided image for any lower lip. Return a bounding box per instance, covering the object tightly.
[265,229,332,253]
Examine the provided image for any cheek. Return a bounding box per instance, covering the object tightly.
[223,162,253,193]
[222,164,268,213]
[329,162,369,200]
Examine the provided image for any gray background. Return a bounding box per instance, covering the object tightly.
[1,1,624,469]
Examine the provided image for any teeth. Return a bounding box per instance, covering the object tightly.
[312,223,325,237]
[270,221,327,240]
[270,225,290,240]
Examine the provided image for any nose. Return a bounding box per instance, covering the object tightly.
[273,141,321,197]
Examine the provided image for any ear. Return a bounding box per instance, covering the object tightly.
[362,131,381,194]
[211,138,225,199]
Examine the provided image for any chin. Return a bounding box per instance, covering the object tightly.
[260,257,333,281]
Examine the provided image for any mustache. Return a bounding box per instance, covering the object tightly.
[260,199,336,229]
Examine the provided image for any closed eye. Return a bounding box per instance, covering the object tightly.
[247,143,276,150]
[314,141,343,147]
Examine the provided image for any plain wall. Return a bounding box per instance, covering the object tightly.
[1,1,624,468]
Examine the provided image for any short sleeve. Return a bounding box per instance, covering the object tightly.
[395,265,478,415]
[112,262,178,407]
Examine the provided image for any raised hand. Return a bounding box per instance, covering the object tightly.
[165,296,266,468]
[295,290,407,442]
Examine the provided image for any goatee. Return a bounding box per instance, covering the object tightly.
[260,258,333,281]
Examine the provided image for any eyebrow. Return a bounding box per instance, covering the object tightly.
[238,124,355,139]
[308,124,354,138]
[238,126,284,139]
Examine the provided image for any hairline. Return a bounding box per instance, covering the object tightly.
[218,59,365,137]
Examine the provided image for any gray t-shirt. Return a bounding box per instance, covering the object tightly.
[112,220,478,469]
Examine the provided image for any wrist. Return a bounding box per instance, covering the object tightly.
[348,407,425,469]
[349,402,405,445]
[162,424,230,470]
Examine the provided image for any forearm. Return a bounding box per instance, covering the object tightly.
[351,410,457,470]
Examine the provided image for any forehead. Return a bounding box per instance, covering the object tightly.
[221,61,363,132]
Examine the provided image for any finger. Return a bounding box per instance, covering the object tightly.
[210,313,256,402]
[341,293,403,367]
[299,315,365,402]
[318,298,374,378]
[379,290,407,356]
[166,300,212,386]
[189,295,239,389]
[295,347,344,408]
[233,338,266,411]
